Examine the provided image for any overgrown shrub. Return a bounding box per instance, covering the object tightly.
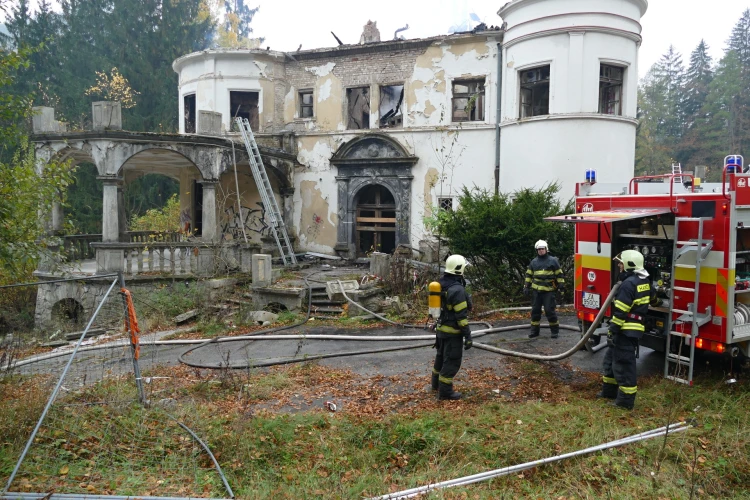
[432,183,574,301]
[129,193,181,232]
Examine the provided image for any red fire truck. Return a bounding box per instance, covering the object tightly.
[547,156,748,384]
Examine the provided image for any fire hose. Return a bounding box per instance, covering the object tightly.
[6,281,617,371]
[337,280,621,362]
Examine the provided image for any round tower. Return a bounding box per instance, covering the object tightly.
[497,0,648,197]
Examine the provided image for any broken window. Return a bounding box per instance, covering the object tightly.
[230,91,259,131]
[520,65,550,118]
[599,64,624,115]
[452,79,485,122]
[438,197,453,212]
[379,84,404,128]
[347,87,370,130]
[184,94,196,133]
[299,90,313,118]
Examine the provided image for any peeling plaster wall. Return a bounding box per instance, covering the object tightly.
[218,169,282,245]
[407,40,497,127]
[406,128,495,244]
[296,180,337,253]
[171,10,643,254]
[175,52,285,134]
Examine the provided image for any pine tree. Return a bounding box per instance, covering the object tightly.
[683,40,713,125]
[677,40,714,170]
[651,45,686,142]
[725,8,750,159]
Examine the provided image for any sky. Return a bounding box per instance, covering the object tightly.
[3,0,750,78]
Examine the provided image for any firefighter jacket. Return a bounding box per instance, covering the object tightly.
[525,253,565,292]
[609,270,651,339]
[436,274,472,339]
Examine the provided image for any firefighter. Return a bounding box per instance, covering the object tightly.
[598,250,651,410]
[523,240,565,338]
[431,254,473,401]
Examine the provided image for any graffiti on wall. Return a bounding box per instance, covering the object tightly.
[305,213,323,241]
[222,202,270,238]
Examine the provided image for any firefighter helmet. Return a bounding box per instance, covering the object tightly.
[445,254,468,275]
[614,250,644,271]
[535,240,548,251]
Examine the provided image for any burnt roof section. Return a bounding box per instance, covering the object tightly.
[287,28,503,62]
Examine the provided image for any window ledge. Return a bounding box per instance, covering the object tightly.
[500,113,637,127]
[450,120,489,126]
[294,117,316,122]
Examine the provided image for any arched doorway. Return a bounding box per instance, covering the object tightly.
[330,134,418,259]
[355,185,396,255]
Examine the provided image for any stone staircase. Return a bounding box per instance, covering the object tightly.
[308,284,346,316]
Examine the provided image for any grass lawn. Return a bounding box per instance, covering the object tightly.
[1,358,748,499]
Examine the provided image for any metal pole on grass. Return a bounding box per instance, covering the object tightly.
[3,278,119,494]
[118,272,146,406]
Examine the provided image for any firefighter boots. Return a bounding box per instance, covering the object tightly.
[611,391,635,410]
[597,382,618,399]
[438,382,462,400]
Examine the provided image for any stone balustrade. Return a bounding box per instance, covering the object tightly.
[90,241,260,276]
[63,234,101,261]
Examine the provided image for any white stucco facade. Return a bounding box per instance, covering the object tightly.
[497,0,647,198]
[171,0,648,257]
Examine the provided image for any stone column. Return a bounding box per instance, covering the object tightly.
[200,180,219,242]
[334,176,351,255]
[280,187,295,234]
[96,177,124,272]
[51,202,64,234]
[100,177,121,242]
[117,183,128,241]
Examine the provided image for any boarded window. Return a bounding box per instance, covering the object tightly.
[599,64,624,115]
[299,90,313,118]
[356,184,396,255]
[184,94,196,133]
[379,84,404,128]
[452,79,485,122]
[347,87,370,129]
[230,91,259,131]
[520,66,550,118]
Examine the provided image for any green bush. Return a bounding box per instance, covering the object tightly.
[129,193,181,232]
[431,183,574,301]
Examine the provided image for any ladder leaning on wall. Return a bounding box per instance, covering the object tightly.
[234,117,297,266]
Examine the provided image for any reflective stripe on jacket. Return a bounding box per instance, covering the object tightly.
[525,254,565,292]
[436,274,471,337]
[610,273,651,338]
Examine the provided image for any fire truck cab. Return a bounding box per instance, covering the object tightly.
[547,156,748,383]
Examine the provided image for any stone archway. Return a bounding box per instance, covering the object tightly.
[331,134,418,258]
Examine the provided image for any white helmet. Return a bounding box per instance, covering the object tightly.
[445,254,468,275]
[535,240,548,251]
[614,250,644,271]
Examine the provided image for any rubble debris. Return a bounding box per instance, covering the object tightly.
[174,309,199,325]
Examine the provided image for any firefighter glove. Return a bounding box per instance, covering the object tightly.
[558,286,565,295]
[464,332,473,350]
[523,287,530,297]
[607,330,614,347]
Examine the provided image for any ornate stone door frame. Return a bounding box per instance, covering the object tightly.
[330,134,418,259]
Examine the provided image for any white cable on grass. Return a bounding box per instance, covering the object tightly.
[371,422,691,500]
